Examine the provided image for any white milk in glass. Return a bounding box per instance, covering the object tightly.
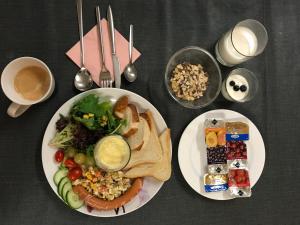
[216,26,258,66]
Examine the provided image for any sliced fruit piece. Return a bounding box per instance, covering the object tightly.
[205,131,218,148]
[53,168,68,186]
[58,177,70,197]
[217,129,226,146]
[62,182,72,201]
[205,128,222,135]
[66,190,84,209]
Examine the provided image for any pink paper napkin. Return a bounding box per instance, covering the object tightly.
[66,19,141,86]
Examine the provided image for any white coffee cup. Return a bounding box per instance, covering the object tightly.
[1,57,55,118]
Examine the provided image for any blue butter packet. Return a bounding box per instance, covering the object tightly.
[203,174,228,192]
[205,184,228,192]
[225,122,249,141]
[226,133,249,141]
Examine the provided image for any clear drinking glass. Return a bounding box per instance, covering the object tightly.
[215,19,268,67]
[221,68,258,102]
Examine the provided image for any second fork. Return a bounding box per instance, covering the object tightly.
[96,6,112,88]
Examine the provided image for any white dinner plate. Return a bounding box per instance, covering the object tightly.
[178,109,265,200]
[42,88,170,217]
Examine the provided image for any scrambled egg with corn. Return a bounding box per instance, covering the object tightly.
[73,167,131,201]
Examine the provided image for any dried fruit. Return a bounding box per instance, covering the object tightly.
[206,132,218,148]
[217,129,226,146]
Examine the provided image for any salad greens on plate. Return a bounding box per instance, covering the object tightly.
[49,94,125,153]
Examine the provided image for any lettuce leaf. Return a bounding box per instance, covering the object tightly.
[71,95,111,117]
[70,94,124,132]
[49,123,75,148]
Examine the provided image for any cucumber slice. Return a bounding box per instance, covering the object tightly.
[58,177,70,197]
[66,190,84,209]
[53,168,68,186]
[62,182,72,201]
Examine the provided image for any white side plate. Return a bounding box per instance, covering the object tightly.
[178,109,265,200]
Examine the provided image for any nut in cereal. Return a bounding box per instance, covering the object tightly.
[170,63,208,101]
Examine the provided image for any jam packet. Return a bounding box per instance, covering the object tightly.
[225,121,249,141]
[205,119,226,148]
[228,168,251,197]
[226,141,247,160]
[207,147,227,164]
[204,174,228,192]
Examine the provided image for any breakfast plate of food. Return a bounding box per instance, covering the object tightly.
[42,88,172,217]
[178,109,265,200]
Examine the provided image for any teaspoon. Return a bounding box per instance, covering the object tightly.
[74,0,93,91]
[124,25,137,82]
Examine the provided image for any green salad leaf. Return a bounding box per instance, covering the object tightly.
[71,94,111,117]
[49,123,75,148]
[86,145,95,157]
[70,94,124,132]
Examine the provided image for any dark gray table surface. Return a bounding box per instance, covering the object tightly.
[1,0,299,224]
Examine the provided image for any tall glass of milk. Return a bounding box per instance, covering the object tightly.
[215,19,268,67]
[221,68,258,102]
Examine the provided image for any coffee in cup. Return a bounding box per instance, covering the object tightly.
[1,57,55,118]
[14,66,51,101]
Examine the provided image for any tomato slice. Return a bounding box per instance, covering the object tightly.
[64,158,78,169]
[68,167,83,181]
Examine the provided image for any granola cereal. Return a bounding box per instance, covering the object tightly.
[170,63,209,101]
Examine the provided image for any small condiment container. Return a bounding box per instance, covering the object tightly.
[94,135,131,172]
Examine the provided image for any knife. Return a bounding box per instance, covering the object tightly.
[107,5,121,88]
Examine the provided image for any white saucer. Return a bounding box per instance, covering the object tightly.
[178,109,265,200]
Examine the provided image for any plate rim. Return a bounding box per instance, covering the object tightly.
[41,88,170,217]
[178,109,266,200]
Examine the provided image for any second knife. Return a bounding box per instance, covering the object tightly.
[107,5,121,88]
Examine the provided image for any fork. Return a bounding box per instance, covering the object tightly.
[96,6,112,88]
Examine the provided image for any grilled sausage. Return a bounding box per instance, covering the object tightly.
[73,177,143,210]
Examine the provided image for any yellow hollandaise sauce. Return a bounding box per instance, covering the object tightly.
[94,135,130,171]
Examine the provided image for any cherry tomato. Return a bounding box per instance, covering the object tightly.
[68,167,82,181]
[54,149,64,163]
[64,158,78,169]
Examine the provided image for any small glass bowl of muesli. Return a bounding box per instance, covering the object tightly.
[165,46,222,109]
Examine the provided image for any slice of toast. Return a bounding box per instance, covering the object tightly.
[119,104,139,138]
[124,111,162,169]
[124,128,172,181]
[113,96,129,119]
[126,116,150,151]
